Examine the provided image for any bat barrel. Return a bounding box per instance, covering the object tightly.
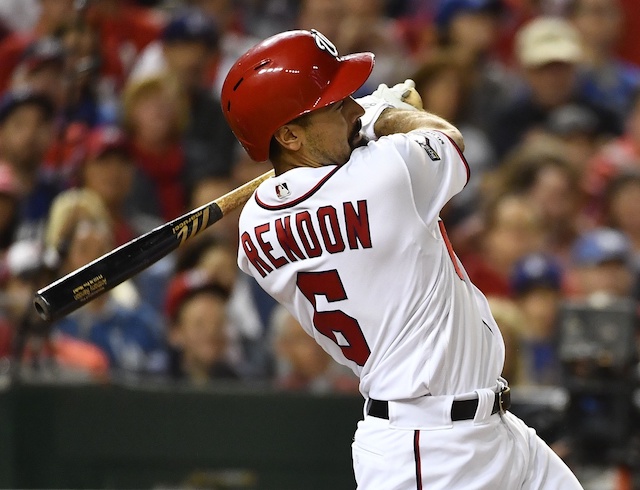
[33,202,224,322]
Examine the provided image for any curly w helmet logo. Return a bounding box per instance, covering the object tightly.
[311,29,338,58]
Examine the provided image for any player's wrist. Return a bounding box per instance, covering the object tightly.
[357,96,393,141]
[356,80,421,141]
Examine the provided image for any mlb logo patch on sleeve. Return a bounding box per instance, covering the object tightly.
[276,182,291,199]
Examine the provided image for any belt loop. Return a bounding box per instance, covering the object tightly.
[472,388,495,425]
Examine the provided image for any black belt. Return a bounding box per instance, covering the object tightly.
[367,387,511,421]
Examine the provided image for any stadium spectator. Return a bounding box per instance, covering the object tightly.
[460,193,545,297]
[510,253,565,385]
[80,125,158,245]
[584,88,640,221]
[121,75,191,222]
[0,163,20,353]
[602,171,640,272]
[269,306,359,393]
[165,273,238,384]
[334,0,415,91]
[241,0,299,39]
[0,0,74,94]
[3,238,94,375]
[544,104,604,174]
[83,0,164,89]
[9,37,67,111]
[179,0,260,97]
[0,0,39,35]
[11,36,90,184]
[128,8,237,178]
[3,237,109,380]
[130,8,216,92]
[616,0,640,67]
[433,0,516,133]
[296,0,344,51]
[489,139,585,263]
[0,165,17,360]
[48,189,166,375]
[57,18,105,127]
[0,89,59,242]
[79,124,168,310]
[566,227,635,299]
[171,234,269,378]
[434,0,506,60]
[0,162,21,256]
[489,16,622,158]
[569,0,640,119]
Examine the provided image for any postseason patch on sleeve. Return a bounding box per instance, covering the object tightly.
[411,131,441,161]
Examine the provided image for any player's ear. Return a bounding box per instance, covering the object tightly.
[273,124,303,152]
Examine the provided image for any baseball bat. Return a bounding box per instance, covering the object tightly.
[34,169,275,322]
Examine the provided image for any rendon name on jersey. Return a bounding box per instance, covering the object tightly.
[237,130,505,401]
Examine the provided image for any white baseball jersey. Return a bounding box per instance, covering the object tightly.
[237,130,505,400]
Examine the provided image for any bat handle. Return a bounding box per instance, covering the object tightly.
[215,169,275,214]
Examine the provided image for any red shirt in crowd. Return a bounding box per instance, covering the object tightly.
[85,1,164,89]
[129,141,185,222]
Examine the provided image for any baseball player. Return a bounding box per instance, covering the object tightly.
[221,29,583,489]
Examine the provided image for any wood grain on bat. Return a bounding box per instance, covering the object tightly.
[216,169,275,215]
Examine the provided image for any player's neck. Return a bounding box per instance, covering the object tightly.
[273,153,327,176]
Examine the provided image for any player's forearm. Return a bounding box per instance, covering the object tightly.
[374,108,465,151]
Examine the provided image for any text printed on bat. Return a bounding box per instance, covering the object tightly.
[72,274,108,301]
[173,207,211,244]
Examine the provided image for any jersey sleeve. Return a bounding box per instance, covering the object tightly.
[384,129,469,226]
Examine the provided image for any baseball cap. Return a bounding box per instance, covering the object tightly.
[511,253,563,295]
[164,269,231,322]
[435,0,504,31]
[0,88,55,124]
[162,9,218,49]
[546,104,598,136]
[516,17,582,68]
[20,36,65,73]
[6,239,58,278]
[84,126,129,161]
[571,228,631,266]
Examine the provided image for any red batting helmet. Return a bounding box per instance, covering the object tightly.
[221,29,374,162]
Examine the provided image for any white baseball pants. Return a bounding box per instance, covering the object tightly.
[352,393,584,489]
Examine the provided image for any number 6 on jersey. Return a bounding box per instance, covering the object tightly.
[296,270,370,366]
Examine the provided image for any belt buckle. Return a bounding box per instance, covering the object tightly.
[498,387,510,413]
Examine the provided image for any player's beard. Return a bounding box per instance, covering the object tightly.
[349,120,367,150]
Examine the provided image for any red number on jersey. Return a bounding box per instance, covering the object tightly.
[438,221,465,280]
[297,270,370,366]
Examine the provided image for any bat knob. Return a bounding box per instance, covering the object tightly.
[33,295,52,322]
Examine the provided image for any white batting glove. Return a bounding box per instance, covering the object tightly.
[356,80,419,141]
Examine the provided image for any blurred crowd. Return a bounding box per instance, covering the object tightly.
[0,0,639,412]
